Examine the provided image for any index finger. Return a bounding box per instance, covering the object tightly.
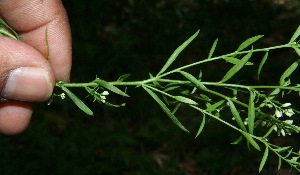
[0,0,72,81]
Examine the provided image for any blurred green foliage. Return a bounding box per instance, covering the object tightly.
[1,1,300,174]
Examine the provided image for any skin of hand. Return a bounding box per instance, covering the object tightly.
[0,0,72,135]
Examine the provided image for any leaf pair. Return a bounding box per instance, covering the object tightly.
[143,85,189,133]
[228,99,260,151]
[57,82,94,116]
[283,25,300,85]
[257,25,300,81]
[220,35,265,82]
[220,50,253,83]
[290,25,300,43]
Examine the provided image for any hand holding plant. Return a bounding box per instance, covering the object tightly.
[2,16,300,172]
[0,1,71,135]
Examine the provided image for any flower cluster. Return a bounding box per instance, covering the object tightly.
[60,93,66,100]
[271,102,300,136]
[98,91,109,103]
[274,103,295,118]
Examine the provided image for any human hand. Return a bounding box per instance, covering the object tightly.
[0,0,71,135]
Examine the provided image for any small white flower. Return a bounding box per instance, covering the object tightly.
[283,120,293,125]
[282,103,292,107]
[284,109,295,117]
[275,110,283,118]
[266,103,273,108]
[100,95,106,100]
[244,118,248,125]
[101,91,109,96]
[280,129,286,136]
[274,126,278,132]
[60,93,66,99]
[101,99,106,103]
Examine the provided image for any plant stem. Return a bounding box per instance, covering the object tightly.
[58,43,293,89]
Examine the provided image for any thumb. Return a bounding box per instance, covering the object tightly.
[0,36,55,102]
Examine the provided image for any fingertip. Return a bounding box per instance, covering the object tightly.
[2,67,54,102]
[0,37,56,102]
[0,102,32,135]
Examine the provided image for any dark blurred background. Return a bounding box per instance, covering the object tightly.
[1,0,300,174]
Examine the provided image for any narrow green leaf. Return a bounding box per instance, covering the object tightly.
[259,146,269,172]
[174,96,198,105]
[164,86,180,92]
[200,94,211,101]
[294,47,300,57]
[269,88,280,99]
[258,52,269,80]
[278,157,282,171]
[223,56,253,65]
[192,70,203,94]
[248,91,256,135]
[273,146,291,152]
[198,70,203,80]
[172,103,181,114]
[228,100,247,132]
[279,59,300,85]
[157,30,200,76]
[208,38,218,59]
[206,100,225,112]
[0,19,19,40]
[242,132,261,151]
[195,114,206,138]
[284,148,293,158]
[162,94,170,105]
[286,159,300,165]
[290,25,300,43]
[59,85,93,116]
[179,71,206,89]
[94,79,130,97]
[117,74,131,82]
[220,50,253,83]
[237,35,264,51]
[263,125,277,138]
[231,135,243,144]
[143,86,189,132]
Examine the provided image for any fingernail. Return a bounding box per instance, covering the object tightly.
[2,67,53,101]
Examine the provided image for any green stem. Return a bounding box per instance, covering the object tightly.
[57,43,293,89]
